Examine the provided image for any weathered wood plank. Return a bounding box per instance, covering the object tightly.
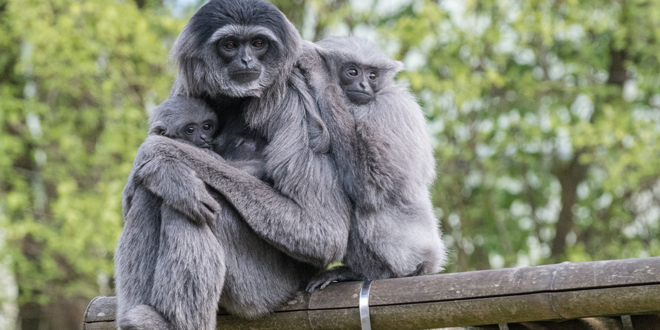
[365,284,660,329]
[84,296,117,322]
[82,315,660,330]
[84,257,660,330]
[369,257,660,306]
[369,267,555,306]
[83,321,116,330]
[551,258,660,290]
[308,280,362,309]
[551,285,660,318]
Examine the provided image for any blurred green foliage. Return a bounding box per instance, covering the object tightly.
[381,0,660,271]
[1,0,660,328]
[0,0,184,327]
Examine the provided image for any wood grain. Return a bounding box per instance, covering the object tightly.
[84,257,660,330]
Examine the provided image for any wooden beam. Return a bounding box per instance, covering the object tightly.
[84,257,660,330]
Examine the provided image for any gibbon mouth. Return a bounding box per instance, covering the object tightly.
[346,90,374,105]
[347,90,372,96]
[231,70,261,83]
[198,144,212,149]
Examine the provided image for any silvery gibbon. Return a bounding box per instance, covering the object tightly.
[114,1,351,329]
[299,37,447,292]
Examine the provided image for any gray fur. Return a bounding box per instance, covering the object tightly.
[148,97,211,134]
[118,305,172,330]
[149,96,266,179]
[169,1,299,100]
[115,1,350,329]
[117,154,225,330]
[117,97,227,330]
[301,37,447,290]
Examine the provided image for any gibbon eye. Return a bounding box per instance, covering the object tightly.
[368,71,377,80]
[252,39,264,48]
[202,123,213,131]
[185,125,196,135]
[347,68,358,77]
[225,41,236,50]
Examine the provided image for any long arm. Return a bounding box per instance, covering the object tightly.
[135,135,350,268]
[131,143,222,226]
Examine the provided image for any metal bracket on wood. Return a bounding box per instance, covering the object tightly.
[359,280,372,330]
[83,257,660,330]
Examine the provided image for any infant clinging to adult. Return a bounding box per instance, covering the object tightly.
[148,96,265,180]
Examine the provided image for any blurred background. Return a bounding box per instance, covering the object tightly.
[2,0,660,328]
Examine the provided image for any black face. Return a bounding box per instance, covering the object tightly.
[339,63,379,105]
[180,120,216,148]
[217,36,269,84]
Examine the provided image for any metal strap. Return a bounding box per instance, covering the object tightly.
[359,280,372,330]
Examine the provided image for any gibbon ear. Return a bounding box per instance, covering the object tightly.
[148,122,167,136]
[390,60,405,74]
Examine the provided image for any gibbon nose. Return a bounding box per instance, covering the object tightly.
[241,49,253,66]
[359,76,368,89]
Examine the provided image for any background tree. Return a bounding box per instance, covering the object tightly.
[0,0,183,328]
[1,0,660,329]
[372,0,660,271]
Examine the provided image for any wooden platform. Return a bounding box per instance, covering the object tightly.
[84,257,660,329]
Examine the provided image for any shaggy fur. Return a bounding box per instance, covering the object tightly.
[300,37,447,290]
[114,1,350,329]
[148,98,213,136]
[149,96,265,179]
